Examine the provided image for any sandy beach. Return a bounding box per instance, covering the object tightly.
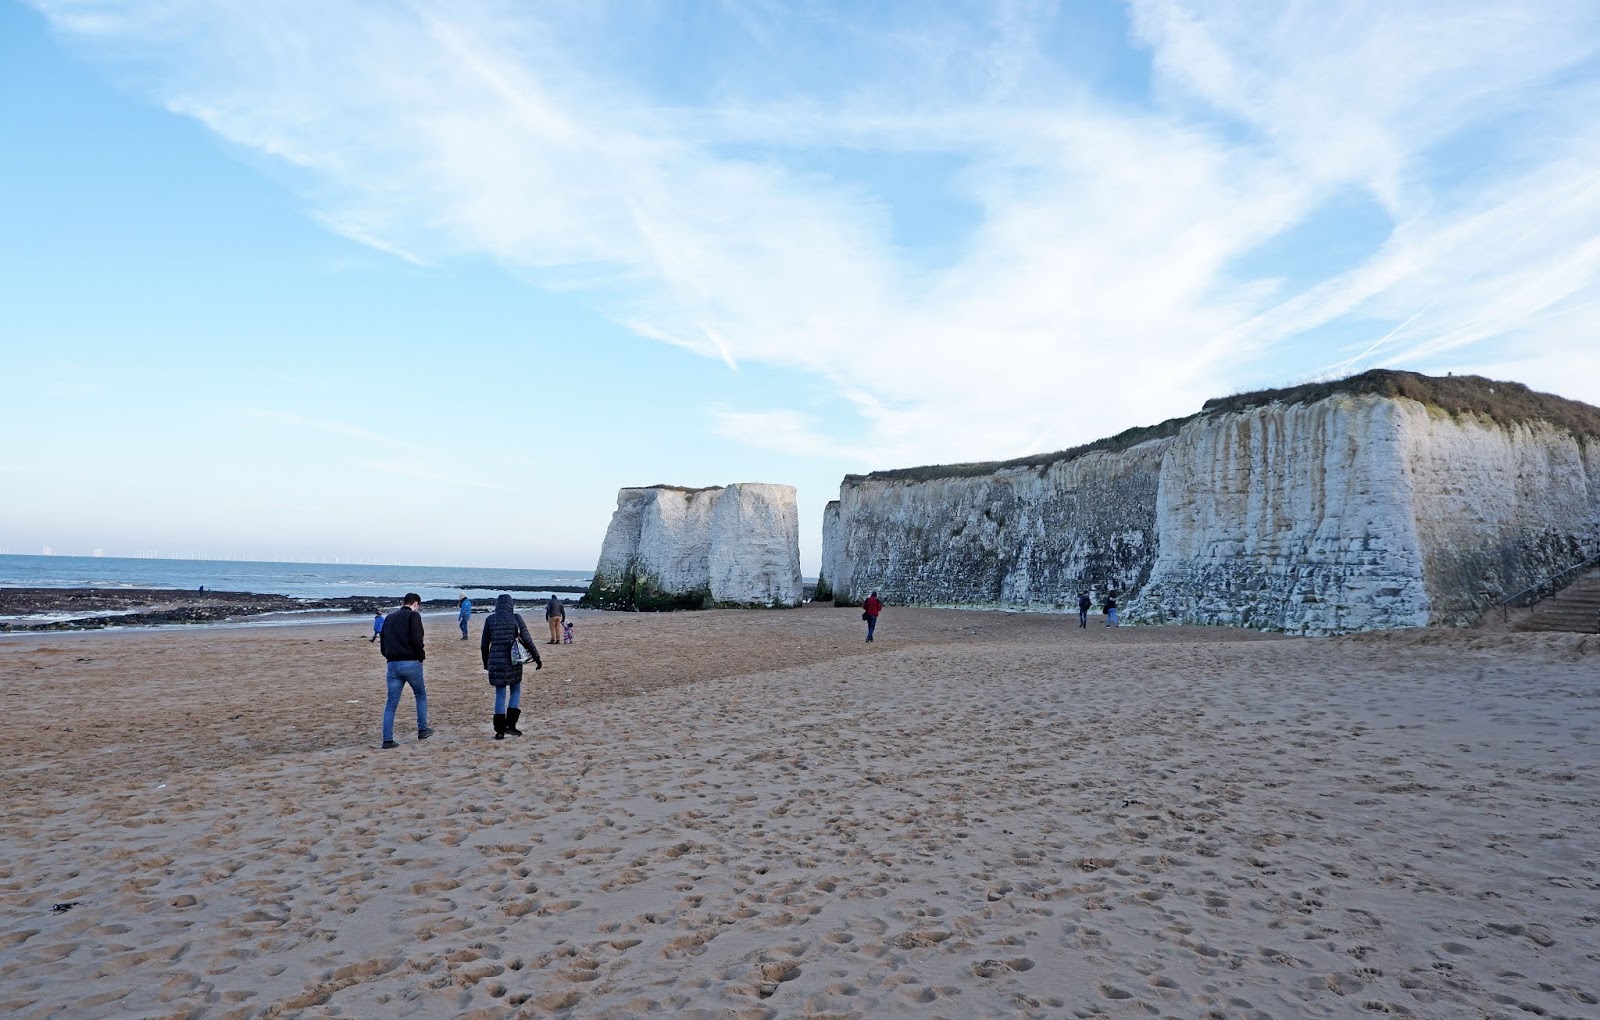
[2,605,1598,1019]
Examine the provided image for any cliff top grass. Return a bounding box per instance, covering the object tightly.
[623,484,725,494]
[846,369,1600,484]
[1200,369,1600,432]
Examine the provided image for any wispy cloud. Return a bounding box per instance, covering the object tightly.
[235,408,388,444]
[709,408,878,462]
[35,0,1600,467]
[362,460,503,491]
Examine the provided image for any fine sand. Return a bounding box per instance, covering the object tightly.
[1,606,1597,1019]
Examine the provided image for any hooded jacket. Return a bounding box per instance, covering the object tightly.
[480,594,539,686]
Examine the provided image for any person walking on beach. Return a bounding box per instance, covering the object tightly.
[1103,593,1119,628]
[481,594,540,739]
[369,611,383,643]
[379,593,433,749]
[863,591,884,642]
[1077,591,1092,629]
[457,595,473,640]
[544,593,565,644]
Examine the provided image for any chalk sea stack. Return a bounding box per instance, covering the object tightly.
[823,370,1600,634]
[585,483,803,610]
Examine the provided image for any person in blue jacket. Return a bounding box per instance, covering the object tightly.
[458,595,473,640]
[369,611,384,643]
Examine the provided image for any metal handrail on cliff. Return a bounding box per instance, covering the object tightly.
[1499,550,1600,623]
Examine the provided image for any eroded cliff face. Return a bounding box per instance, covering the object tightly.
[816,501,840,601]
[708,483,804,607]
[1132,396,1431,632]
[586,483,802,609]
[1134,395,1600,631]
[829,390,1600,632]
[1398,403,1600,626]
[832,441,1169,609]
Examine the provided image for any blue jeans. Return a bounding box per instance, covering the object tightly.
[494,682,521,714]
[459,615,470,638]
[1106,608,1119,627]
[1078,609,1088,627]
[865,614,877,641]
[383,660,428,741]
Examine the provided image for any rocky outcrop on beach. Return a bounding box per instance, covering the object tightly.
[824,371,1600,633]
[0,588,546,631]
[0,588,391,631]
[585,483,803,610]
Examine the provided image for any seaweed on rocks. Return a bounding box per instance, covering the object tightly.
[1,587,398,632]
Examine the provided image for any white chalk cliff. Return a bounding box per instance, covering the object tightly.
[587,483,803,609]
[829,442,1168,611]
[824,373,1600,633]
[816,501,840,600]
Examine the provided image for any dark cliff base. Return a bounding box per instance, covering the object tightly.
[583,581,819,611]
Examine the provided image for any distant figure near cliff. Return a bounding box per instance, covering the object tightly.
[863,591,883,642]
[544,594,566,644]
[1077,591,1092,629]
[1103,593,1119,628]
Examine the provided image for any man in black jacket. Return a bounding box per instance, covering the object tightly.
[379,593,434,749]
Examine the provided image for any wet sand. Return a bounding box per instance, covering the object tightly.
[1,606,1597,1018]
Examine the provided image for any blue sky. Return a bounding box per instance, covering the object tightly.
[5,1,1600,570]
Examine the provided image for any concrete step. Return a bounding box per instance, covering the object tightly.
[1532,603,1600,614]
[1513,563,1600,633]
[1533,600,1600,615]
[1523,620,1600,633]
[1523,613,1600,633]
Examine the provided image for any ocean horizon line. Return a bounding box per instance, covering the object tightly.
[0,552,592,573]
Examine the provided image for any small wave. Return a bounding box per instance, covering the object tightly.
[0,608,150,624]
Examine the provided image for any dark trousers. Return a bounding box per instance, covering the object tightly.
[1078,609,1088,628]
[866,614,877,641]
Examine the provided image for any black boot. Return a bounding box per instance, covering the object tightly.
[505,707,523,737]
[492,713,506,740]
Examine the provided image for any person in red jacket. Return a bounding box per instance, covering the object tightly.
[863,591,883,642]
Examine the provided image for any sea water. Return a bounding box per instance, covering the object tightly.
[0,554,591,603]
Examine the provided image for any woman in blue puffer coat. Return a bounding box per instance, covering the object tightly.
[480,594,541,739]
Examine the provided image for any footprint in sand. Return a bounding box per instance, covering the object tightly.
[752,961,801,999]
[897,984,941,1003]
[972,958,1035,978]
[557,959,602,983]
[893,929,952,949]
